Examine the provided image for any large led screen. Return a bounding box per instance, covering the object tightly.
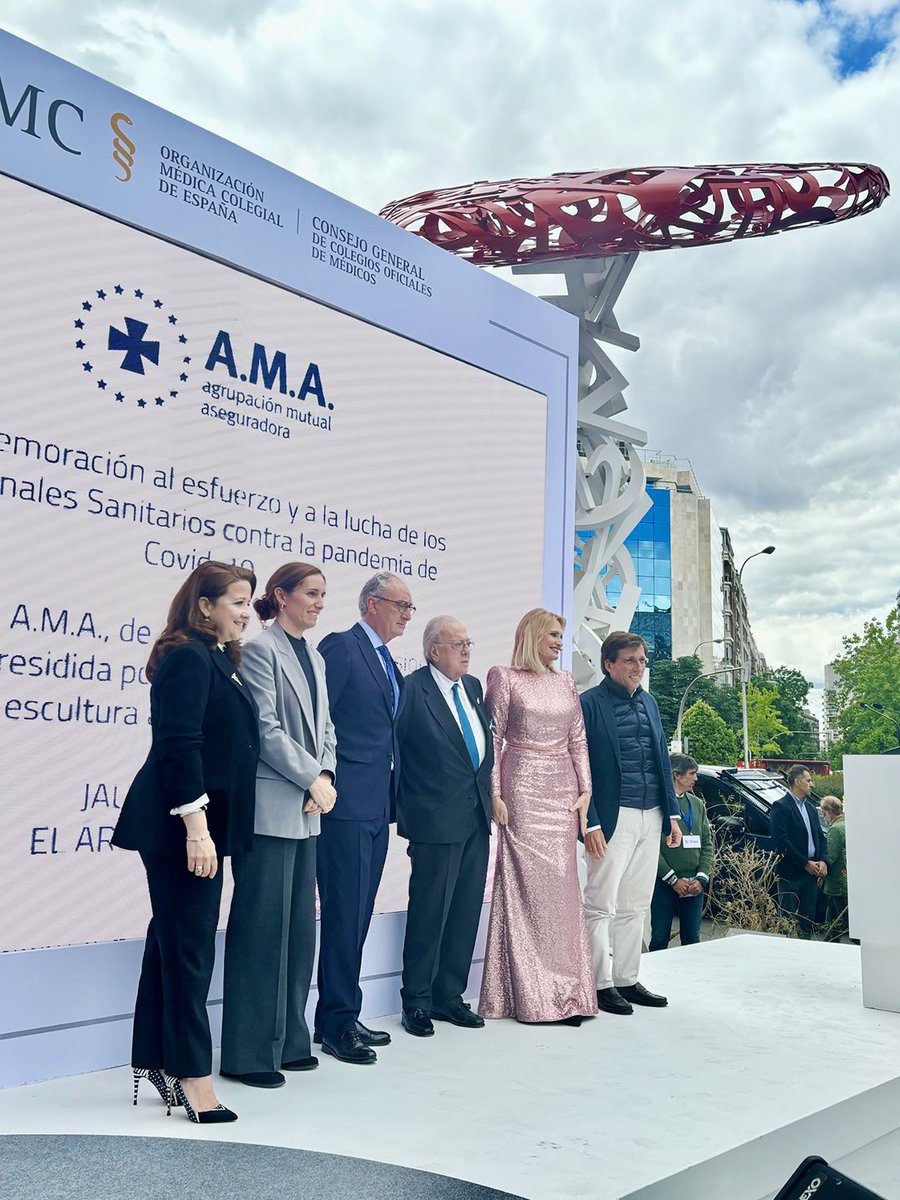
[0,174,549,952]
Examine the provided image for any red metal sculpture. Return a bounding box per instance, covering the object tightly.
[380,162,889,266]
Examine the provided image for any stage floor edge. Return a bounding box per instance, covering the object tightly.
[1,935,898,1200]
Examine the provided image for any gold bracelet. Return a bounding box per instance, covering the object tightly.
[186,832,211,843]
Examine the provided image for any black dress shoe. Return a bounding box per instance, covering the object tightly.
[281,1057,318,1071]
[355,1020,391,1046]
[617,982,668,1007]
[401,1008,435,1037]
[431,999,485,1028]
[596,987,633,1015]
[320,1029,377,1064]
[220,1070,285,1088]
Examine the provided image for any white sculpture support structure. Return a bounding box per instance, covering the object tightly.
[512,252,649,688]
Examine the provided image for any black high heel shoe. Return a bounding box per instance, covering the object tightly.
[164,1075,238,1124]
[132,1068,178,1106]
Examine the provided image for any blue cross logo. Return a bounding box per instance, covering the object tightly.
[107,317,160,375]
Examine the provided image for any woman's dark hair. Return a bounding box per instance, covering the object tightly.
[254,562,325,623]
[147,561,256,679]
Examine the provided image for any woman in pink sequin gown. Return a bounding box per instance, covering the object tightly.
[479,609,598,1024]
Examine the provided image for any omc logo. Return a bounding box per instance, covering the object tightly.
[71,283,191,411]
[0,70,83,154]
[110,112,135,182]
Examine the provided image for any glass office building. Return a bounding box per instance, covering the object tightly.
[576,458,730,671]
[609,488,672,659]
[576,487,673,660]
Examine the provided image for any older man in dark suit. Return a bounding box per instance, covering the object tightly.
[580,631,682,1015]
[395,616,493,1037]
[770,764,828,937]
[315,571,413,1064]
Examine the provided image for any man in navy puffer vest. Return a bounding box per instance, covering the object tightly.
[580,632,682,1015]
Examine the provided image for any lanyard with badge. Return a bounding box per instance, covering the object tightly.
[679,795,702,849]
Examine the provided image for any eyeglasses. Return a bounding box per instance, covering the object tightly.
[442,640,474,651]
[374,596,417,615]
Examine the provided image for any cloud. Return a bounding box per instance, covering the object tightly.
[4,0,898,684]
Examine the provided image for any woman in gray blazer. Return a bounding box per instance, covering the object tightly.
[220,562,336,1088]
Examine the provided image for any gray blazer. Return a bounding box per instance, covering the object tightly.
[239,622,337,840]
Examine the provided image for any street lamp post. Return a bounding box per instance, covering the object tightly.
[735,545,775,766]
[674,667,735,753]
[692,638,724,663]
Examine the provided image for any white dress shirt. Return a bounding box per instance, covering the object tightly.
[358,619,391,680]
[429,665,486,765]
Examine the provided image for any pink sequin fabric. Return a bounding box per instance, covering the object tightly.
[479,667,598,1021]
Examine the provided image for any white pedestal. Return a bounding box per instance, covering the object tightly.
[844,755,900,1013]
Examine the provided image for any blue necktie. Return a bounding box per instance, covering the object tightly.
[452,683,480,770]
[377,644,399,716]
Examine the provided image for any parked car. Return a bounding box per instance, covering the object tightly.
[691,766,828,922]
[692,765,826,851]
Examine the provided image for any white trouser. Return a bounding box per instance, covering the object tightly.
[583,807,663,990]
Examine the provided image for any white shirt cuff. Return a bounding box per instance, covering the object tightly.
[170,793,210,817]
[695,872,709,883]
[586,824,602,834]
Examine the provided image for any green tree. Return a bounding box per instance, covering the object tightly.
[830,609,900,765]
[746,683,790,758]
[753,666,817,758]
[682,699,739,764]
[650,656,740,740]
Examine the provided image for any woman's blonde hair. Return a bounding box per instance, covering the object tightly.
[511,607,565,673]
[821,795,844,819]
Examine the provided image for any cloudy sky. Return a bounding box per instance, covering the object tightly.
[5,0,899,689]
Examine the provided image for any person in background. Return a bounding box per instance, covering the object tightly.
[649,754,714,952]
[220,562,336,1088]
[112,562,258,1124]
[395,616,493,1038]
[479,608,597,1026]
[314,571,413,1064]
[580,631,683,1015]
[770,764,828,938]
[821,795,848,940]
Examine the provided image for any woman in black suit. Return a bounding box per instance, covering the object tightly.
[112,561,259,1124]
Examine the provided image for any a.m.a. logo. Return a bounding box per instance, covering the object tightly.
[71,283,191,409]
[203,330,333,413]
[0,70,83,154]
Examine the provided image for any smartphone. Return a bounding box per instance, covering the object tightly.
[773,1156,886,1200]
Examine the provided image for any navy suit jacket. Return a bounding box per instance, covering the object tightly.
[770,795,828,879]
[318,623,405,823]
[395,667,493,843]
[579,677,677,841]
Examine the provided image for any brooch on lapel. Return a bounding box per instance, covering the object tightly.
[231,673,243,686]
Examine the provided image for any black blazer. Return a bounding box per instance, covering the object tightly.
[580,677,678,840]
[112,639,259,857]
[770,795,828,879]
[318,623,405,823]
[396,666,493,843]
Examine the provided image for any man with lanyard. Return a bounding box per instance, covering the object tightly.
[770,763,828,937]
[649,754,714,951]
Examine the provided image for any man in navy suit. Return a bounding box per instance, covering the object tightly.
[395,616,493,1038]
[770,764,828,937]
[580,632,682,1016]
[315,571,413,1063]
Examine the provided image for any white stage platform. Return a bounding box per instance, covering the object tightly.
[1,935,898,1200]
